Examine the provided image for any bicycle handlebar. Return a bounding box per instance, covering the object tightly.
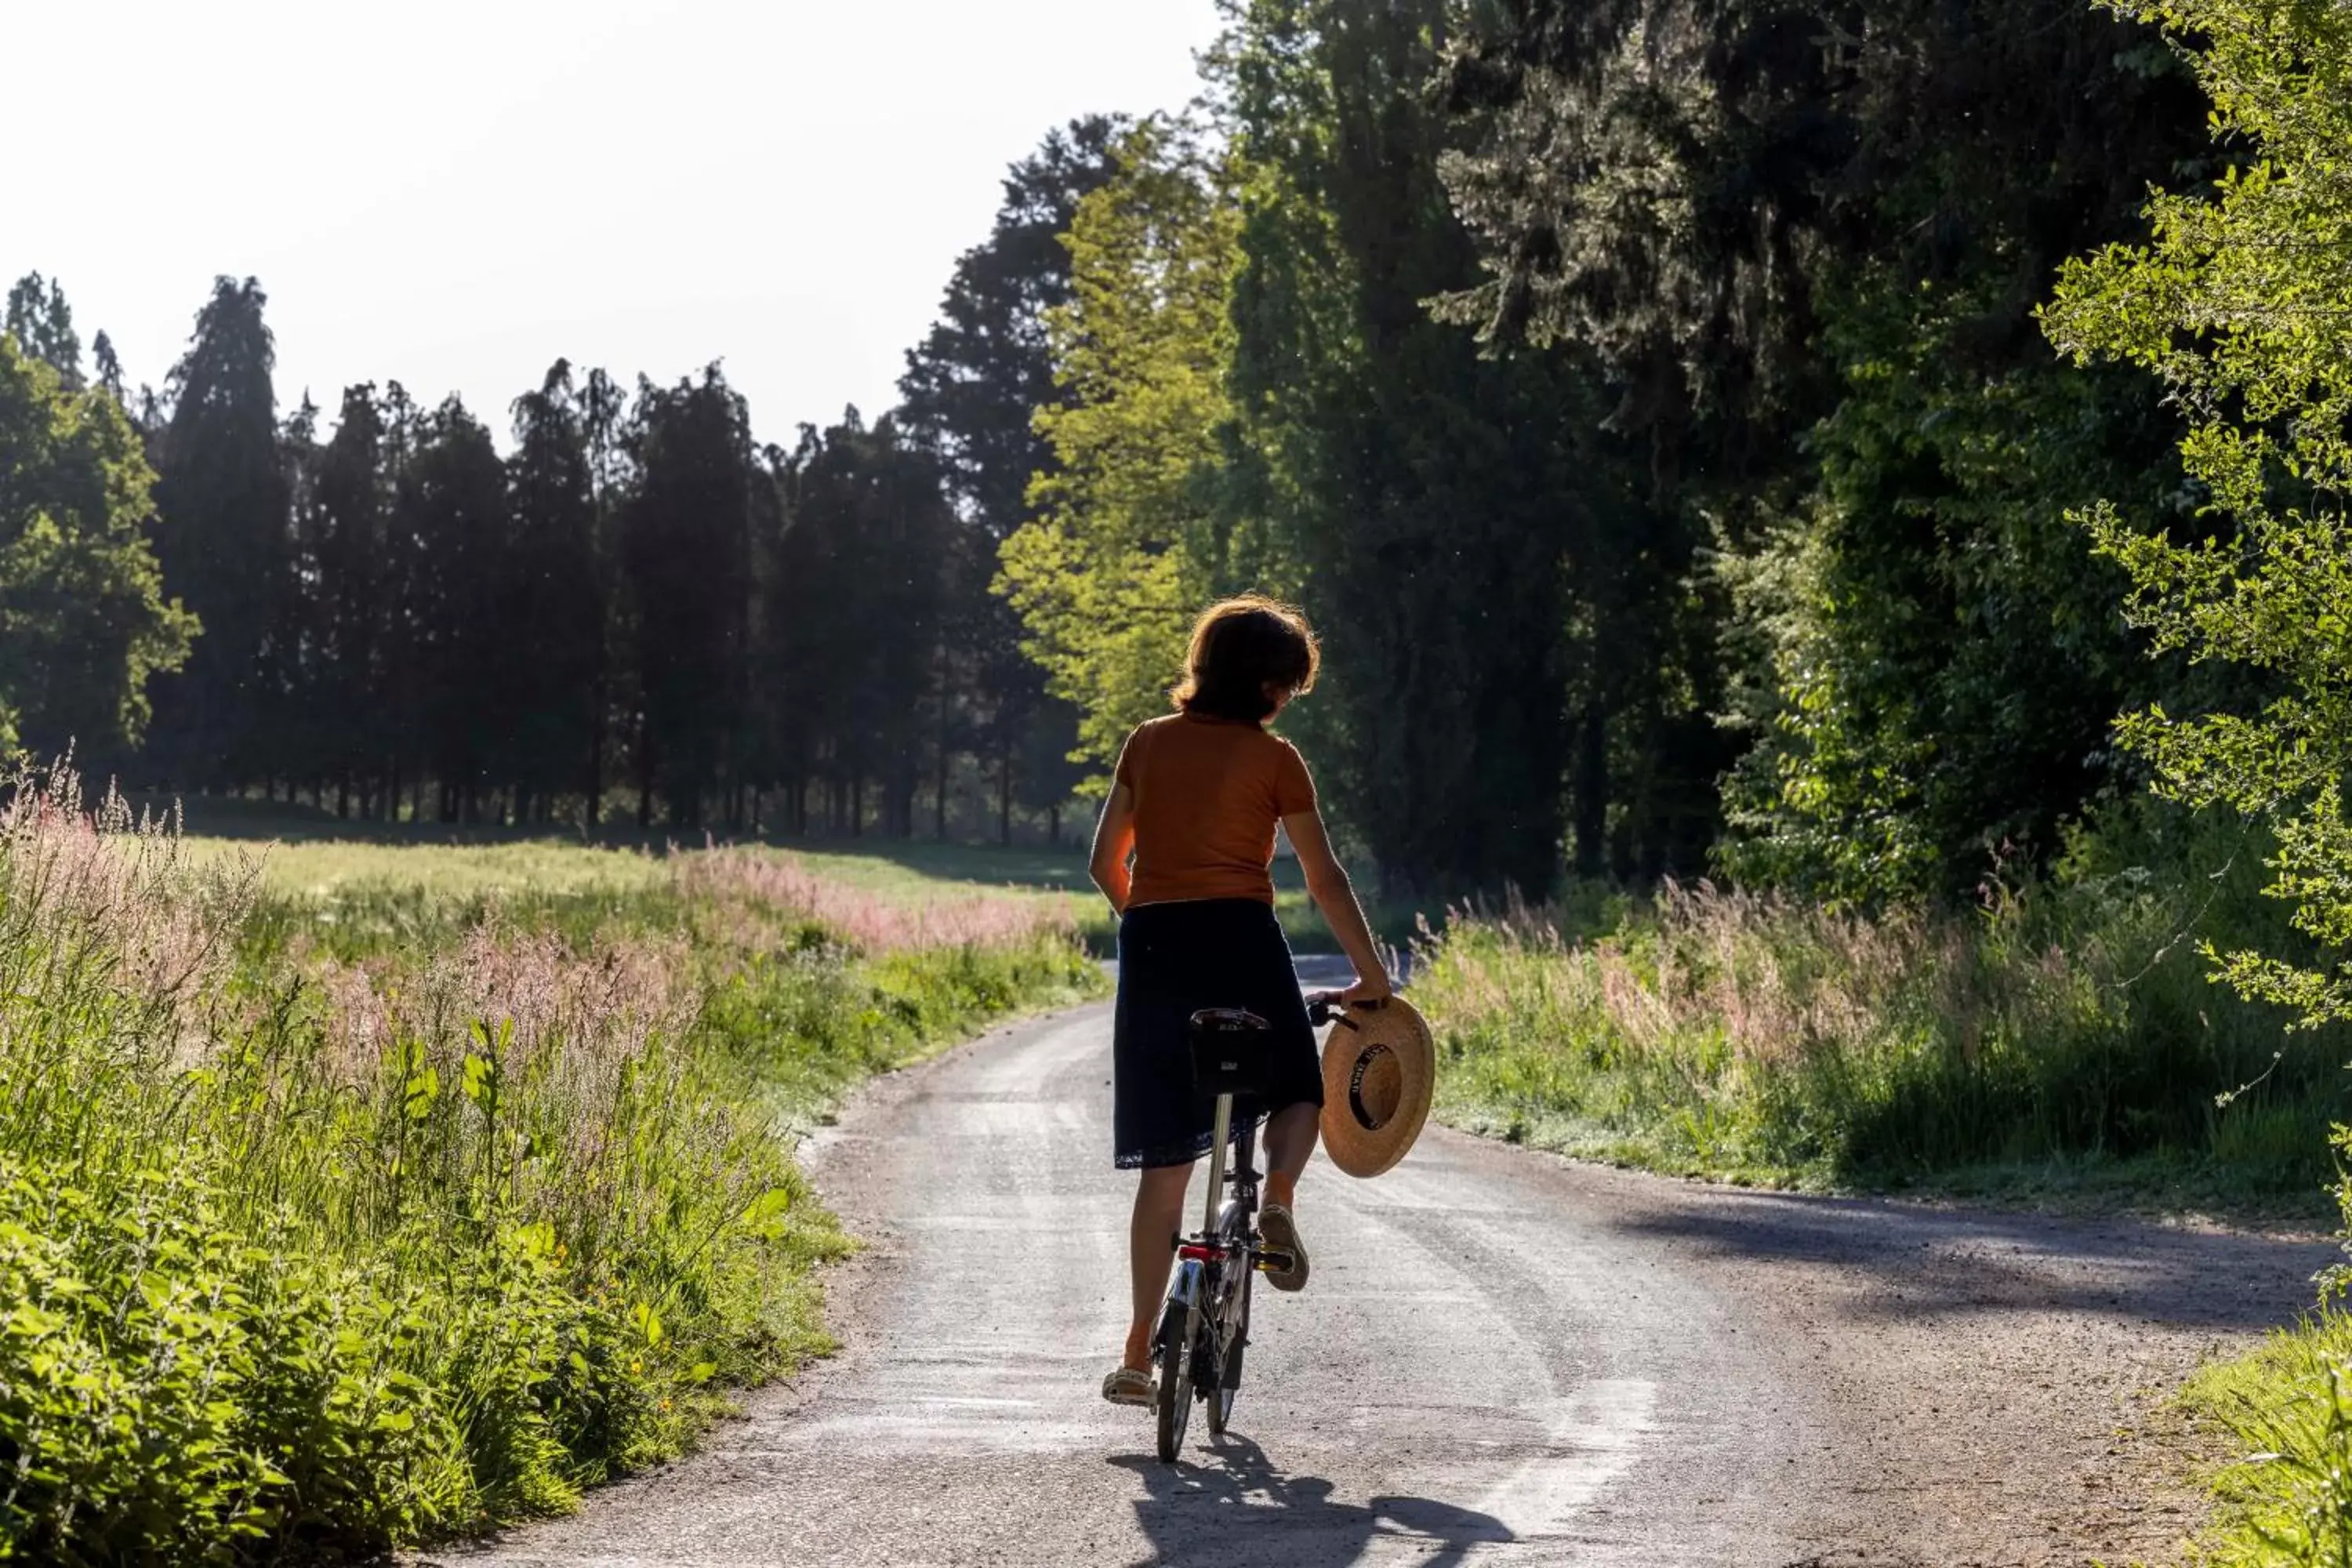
[1305,990,1390,1028]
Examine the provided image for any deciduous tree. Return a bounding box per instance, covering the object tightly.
[2045,0,2352,1023]
[0,330,195,762]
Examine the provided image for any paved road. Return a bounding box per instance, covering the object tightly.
[452,993,2332,1567]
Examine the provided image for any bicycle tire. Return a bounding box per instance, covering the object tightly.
[1154,1296,1192,1462]
[1207,1204,1253,1436]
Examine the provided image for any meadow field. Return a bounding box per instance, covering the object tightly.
[166,795,1421,960]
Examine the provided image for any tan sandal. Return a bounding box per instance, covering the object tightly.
[1258,1203,1309,1292]
[1102,1365,1153,1406]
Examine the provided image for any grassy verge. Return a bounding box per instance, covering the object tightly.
[0,779,1102,1560]
[2176,1302,2352,1566]
[1410,871,2344,1221]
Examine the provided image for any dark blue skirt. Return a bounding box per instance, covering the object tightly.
[1113,898,1324,1169]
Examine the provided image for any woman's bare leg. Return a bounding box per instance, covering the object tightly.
[1260,1101,1320,1210]
[1124,1163,1193,1370]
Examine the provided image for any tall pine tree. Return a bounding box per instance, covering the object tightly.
[622,368,757,826]
[503,361,608,824]
[149,278,292,789]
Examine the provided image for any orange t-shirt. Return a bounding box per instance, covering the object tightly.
[1116,713,1318,908]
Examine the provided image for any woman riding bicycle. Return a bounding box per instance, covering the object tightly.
[1091,595,1392,1407]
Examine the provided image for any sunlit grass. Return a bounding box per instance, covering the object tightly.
[2180,1307,2352,1566]
[1411,880,2342,1218]
[2,781,1102,1559]
[176,804,1417,957]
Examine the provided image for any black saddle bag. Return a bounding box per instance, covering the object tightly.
[1187,1007,1274,1098]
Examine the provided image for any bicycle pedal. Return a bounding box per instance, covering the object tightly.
[1255,1249,1297,1274]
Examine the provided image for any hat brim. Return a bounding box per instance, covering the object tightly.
[1317,996,1434,1179]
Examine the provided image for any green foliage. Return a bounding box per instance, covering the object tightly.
[2180,1305,2352,1566]
[5,273,82,387]
[1219,0,1697,895]
[1716,271,2186,901]
[2190,1111,2352,1565]
[0,769,1098,1558]
[2043,0,2352,1026]
[1437,0,2209,899]
[0,331,196,761]
[997,118,1243,778]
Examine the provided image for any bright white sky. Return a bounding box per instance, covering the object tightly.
[16,0,1222,446]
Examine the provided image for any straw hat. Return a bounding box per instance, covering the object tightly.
[1317,996,1434,1178]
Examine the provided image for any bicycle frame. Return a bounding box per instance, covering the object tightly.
[1161,1095,1263,1420]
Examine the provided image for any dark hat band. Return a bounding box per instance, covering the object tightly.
[1347,1044,1395,1131]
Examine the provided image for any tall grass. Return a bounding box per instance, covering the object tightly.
[0,770,1100,1560]
[1414,870,2343,1203]
[2178,1304,2352,1566]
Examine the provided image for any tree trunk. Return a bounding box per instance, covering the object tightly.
[1571,704,1609,880]
[999,739,1013,848]
[636,717,654,831]
[586,692,605,832]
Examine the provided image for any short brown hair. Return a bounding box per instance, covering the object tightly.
[1171,595,1320,722]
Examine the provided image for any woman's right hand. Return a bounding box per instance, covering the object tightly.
[1341,971,1392,1007]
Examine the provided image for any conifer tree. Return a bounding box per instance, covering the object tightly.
[503,361,608,823]
[91,331,124,406]
[622,368,757,826]
[300,385,391,811]
[403,397,506,820]
[149,277,292,789]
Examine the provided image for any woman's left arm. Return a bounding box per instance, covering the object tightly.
[1089,782,1137,915]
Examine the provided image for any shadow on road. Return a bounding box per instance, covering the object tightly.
[1111,1432,1511,1567]
[1602,1186,2334,1330]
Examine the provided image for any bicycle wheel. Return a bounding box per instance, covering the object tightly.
[1207,1262,1250,1436]
[1207,1204,1254,1436]
[1154,1296,1192,1463]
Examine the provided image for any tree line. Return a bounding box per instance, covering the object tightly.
[996,0,2252,903]
[0,121,1125,839]
[5,0,2338,913]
